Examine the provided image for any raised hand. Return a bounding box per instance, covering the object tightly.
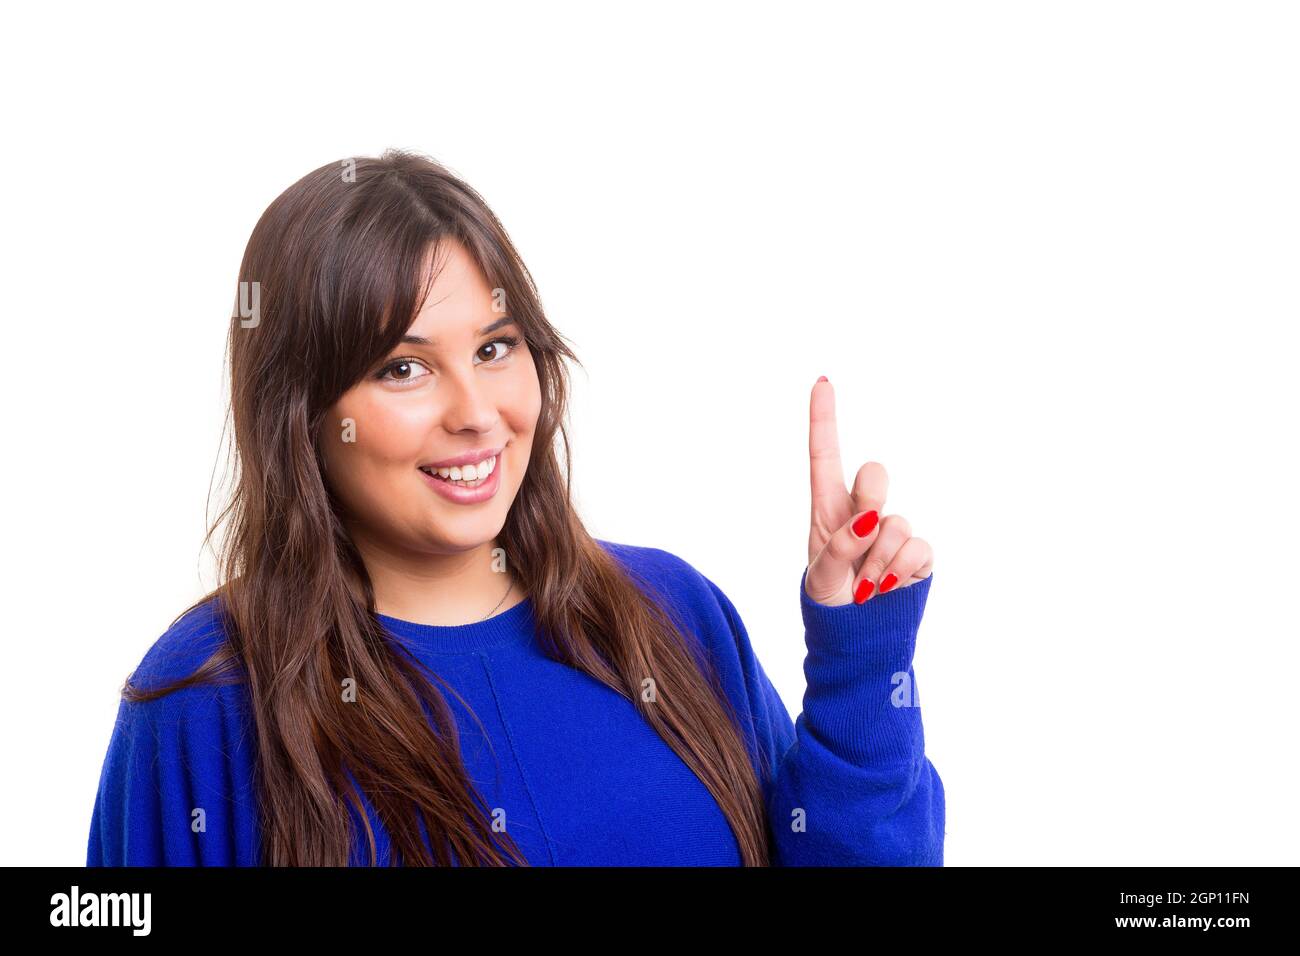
[805,376,934,606]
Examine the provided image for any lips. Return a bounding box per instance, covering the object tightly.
[418,451,503,503]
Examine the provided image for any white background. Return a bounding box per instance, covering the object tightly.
[2,0,1296,866]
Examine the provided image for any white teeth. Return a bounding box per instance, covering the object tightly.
[426,455,496,482]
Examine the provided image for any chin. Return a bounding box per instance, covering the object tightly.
[426,513,508,549]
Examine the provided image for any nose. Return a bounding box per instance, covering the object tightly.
[438,365,499,434]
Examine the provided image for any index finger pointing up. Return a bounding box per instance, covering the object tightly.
[809,376,845,511]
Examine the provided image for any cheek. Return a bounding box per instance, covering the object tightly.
[327,395,434,486]
[501,359,543,432]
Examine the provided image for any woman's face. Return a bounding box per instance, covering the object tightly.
[321,239,541,557]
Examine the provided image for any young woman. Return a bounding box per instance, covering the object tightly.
[86,150,943,867]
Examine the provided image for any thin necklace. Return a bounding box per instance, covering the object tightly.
[481,576,515,621]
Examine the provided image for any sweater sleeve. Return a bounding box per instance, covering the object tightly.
[699,566,944,866]
[87,682,260,866]
[88,697,167,865]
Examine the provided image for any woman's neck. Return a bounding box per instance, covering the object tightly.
[354,534,523,626]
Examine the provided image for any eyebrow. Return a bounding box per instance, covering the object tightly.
[401,316,516,346]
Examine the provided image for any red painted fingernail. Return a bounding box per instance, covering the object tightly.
[851,510,879,537]
[816,375,828,383]
[854,578,875,604]
[879,572,899,593]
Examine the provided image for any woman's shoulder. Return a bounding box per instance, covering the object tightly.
[92,598,258,866]
[126,593,242,698]
[595,538,732,625]
[597,538,713,590]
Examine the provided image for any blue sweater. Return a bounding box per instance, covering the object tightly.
[87,540,944,866]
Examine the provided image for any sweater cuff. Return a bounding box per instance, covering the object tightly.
[799,566,933,670]
[799,567,935,766]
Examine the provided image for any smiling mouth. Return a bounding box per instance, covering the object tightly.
[418,454,498,488]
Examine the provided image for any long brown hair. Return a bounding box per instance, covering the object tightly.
[123,149,774,865]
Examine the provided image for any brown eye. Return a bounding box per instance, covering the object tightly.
[377,359,432,384]
[475,335,522,366]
